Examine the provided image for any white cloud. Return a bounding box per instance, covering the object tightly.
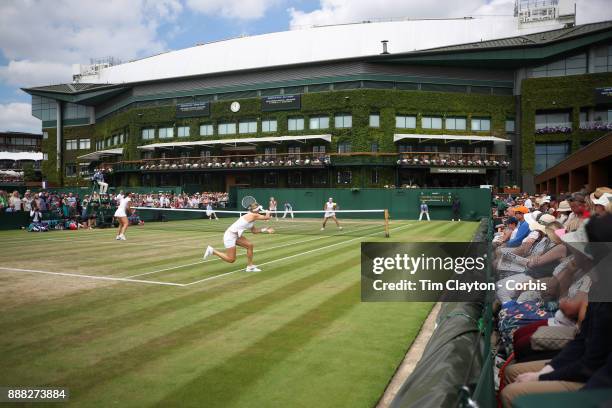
[0,102,41,133]
[289,0,612,28]
[0,0,183,88]
[186,0,279,20]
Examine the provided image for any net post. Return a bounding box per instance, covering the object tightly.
[384,209,390,238]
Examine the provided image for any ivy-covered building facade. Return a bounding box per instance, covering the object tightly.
[23,20,612,192]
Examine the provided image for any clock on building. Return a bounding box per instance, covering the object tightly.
[230,101,240,112]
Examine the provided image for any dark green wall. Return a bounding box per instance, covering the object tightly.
[236,187,491,220]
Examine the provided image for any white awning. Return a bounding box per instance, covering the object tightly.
[0,151,43,161]
[137,134,332,151]
[393,134,510,144]
[77,148,124,162]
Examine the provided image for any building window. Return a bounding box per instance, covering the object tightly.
[65,164,77,177]
[529,53,587,77]
[159,127,174,139]
[200,150,211,158]
[369,114,380,128]
[535,111,571,131]
[310,115,329,130]
[338,142,352,153]
[422,116,442,129]
[535,143,570,174]
[63,103,88,120]
[445,117,466,130]
[31,95,57,121]
[218,122,236,135]
[262,119,277,132]
[335,114,352,128]
[113,135,119,145]
[474,147,488,154]
[79,139,91,150]
[396,115,416,129]
[288,146,301,158]
[200,124,214,136]
[313,145,326,159]
[594,44,612,73]
[398,145,412,153]
[43,153,48,160]
[449,146,463,154]
[177,126,190,137]
[264,172,278,185]
[371,169,379,184]
[371,142,379,152]
[471,118,491,131]
[337,171,352,184]
[289,172,302,185]
[264,147,277,160]
[288,117,305,131]
[312,172,327,184]
[142,128,155,140]
[422,145,438,153]
[65,140,77,150]
[239,120,257,134]
[505,119,516,133]
[43,131,48,139]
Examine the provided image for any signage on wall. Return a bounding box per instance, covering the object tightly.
[176,101,210,118]
[261,94,301,111]
[430,167,486,174]
[418,191,454,206]
[594,87,612,104]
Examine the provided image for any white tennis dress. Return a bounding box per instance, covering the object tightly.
[206,203,214,217]
[324,202,336,218]
[114,196,131,217]
[223,215,254,248]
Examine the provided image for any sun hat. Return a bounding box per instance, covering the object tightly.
[513,205,529,214]
[589,187,612,202]
[557,200,571,212]
[592,192,612,207]
[527,213,556,232]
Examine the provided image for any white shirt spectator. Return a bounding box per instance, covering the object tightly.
[524,198,533,209]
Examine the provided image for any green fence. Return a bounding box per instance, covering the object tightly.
[236,188,491,220]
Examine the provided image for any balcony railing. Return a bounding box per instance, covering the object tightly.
[579,121,612,131]
[102,151,509,172]
[535,123,572,134]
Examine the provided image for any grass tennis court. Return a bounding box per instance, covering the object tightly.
[0,219,477,407]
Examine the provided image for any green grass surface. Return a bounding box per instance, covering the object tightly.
[0,218,477,407]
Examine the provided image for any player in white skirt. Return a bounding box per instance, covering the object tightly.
[321,197,342,231]
[269,196,278,221]
[203,202,274,272]
[114,192,132,240]
[206,202,218,220]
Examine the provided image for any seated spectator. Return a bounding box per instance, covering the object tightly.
[564,193,589,232]
[504,206,530,248]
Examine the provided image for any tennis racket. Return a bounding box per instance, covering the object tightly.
[241,195,258,209]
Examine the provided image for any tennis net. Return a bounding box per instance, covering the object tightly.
[131,207,390,238]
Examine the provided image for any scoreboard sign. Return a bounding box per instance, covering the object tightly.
[594,87,612,104]
[176,102,210,118]
[261,94,301,111]
[418,191,454,206]
[430,167,485,174]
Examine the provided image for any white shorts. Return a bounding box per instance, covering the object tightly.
[114,209,127,217]
[223,231,238,248]
[324,211,335,218]
[206,209,213,217]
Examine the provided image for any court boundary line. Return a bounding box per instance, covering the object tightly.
[0,267,185,287]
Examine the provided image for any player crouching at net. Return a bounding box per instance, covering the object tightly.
[321,197,342,231]
[203,201,274,272]
[114,192,133,241]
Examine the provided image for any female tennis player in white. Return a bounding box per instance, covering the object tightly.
[114,192,132,240]
[321,197,342,230]
[269,196,278,221]
[206,201,218,220]
[203,202,274,272]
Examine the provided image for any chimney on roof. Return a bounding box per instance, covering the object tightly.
[381,40,390,55]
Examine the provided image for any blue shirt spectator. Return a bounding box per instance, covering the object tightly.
[506,206,530,247]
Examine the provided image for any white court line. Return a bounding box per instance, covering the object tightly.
[124,223,380,279]
[0,267,185,287]
[183,223,415,286]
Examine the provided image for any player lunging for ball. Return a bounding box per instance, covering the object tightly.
[321,197,342,231]
[203,202,274,272]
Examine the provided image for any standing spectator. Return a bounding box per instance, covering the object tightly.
[451,196,461,221]
[22,190,33,211]
[524,194,533,209]
[9,191,22,211]
[418,201,430,221]
[0,190,8,210]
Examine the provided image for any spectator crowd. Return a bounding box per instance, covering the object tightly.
[490,188,612,406]
[0,189,229,231]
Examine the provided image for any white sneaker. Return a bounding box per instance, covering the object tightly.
[245,265,261,272]
[339,226,343,230]
[115,235,121,240]
[203,245,214,260]
[320,227,325,231]
[119,235,126,241]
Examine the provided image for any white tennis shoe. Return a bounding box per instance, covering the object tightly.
[203,245,214,260]
[119,234,126,241]
[245,265,261,272]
